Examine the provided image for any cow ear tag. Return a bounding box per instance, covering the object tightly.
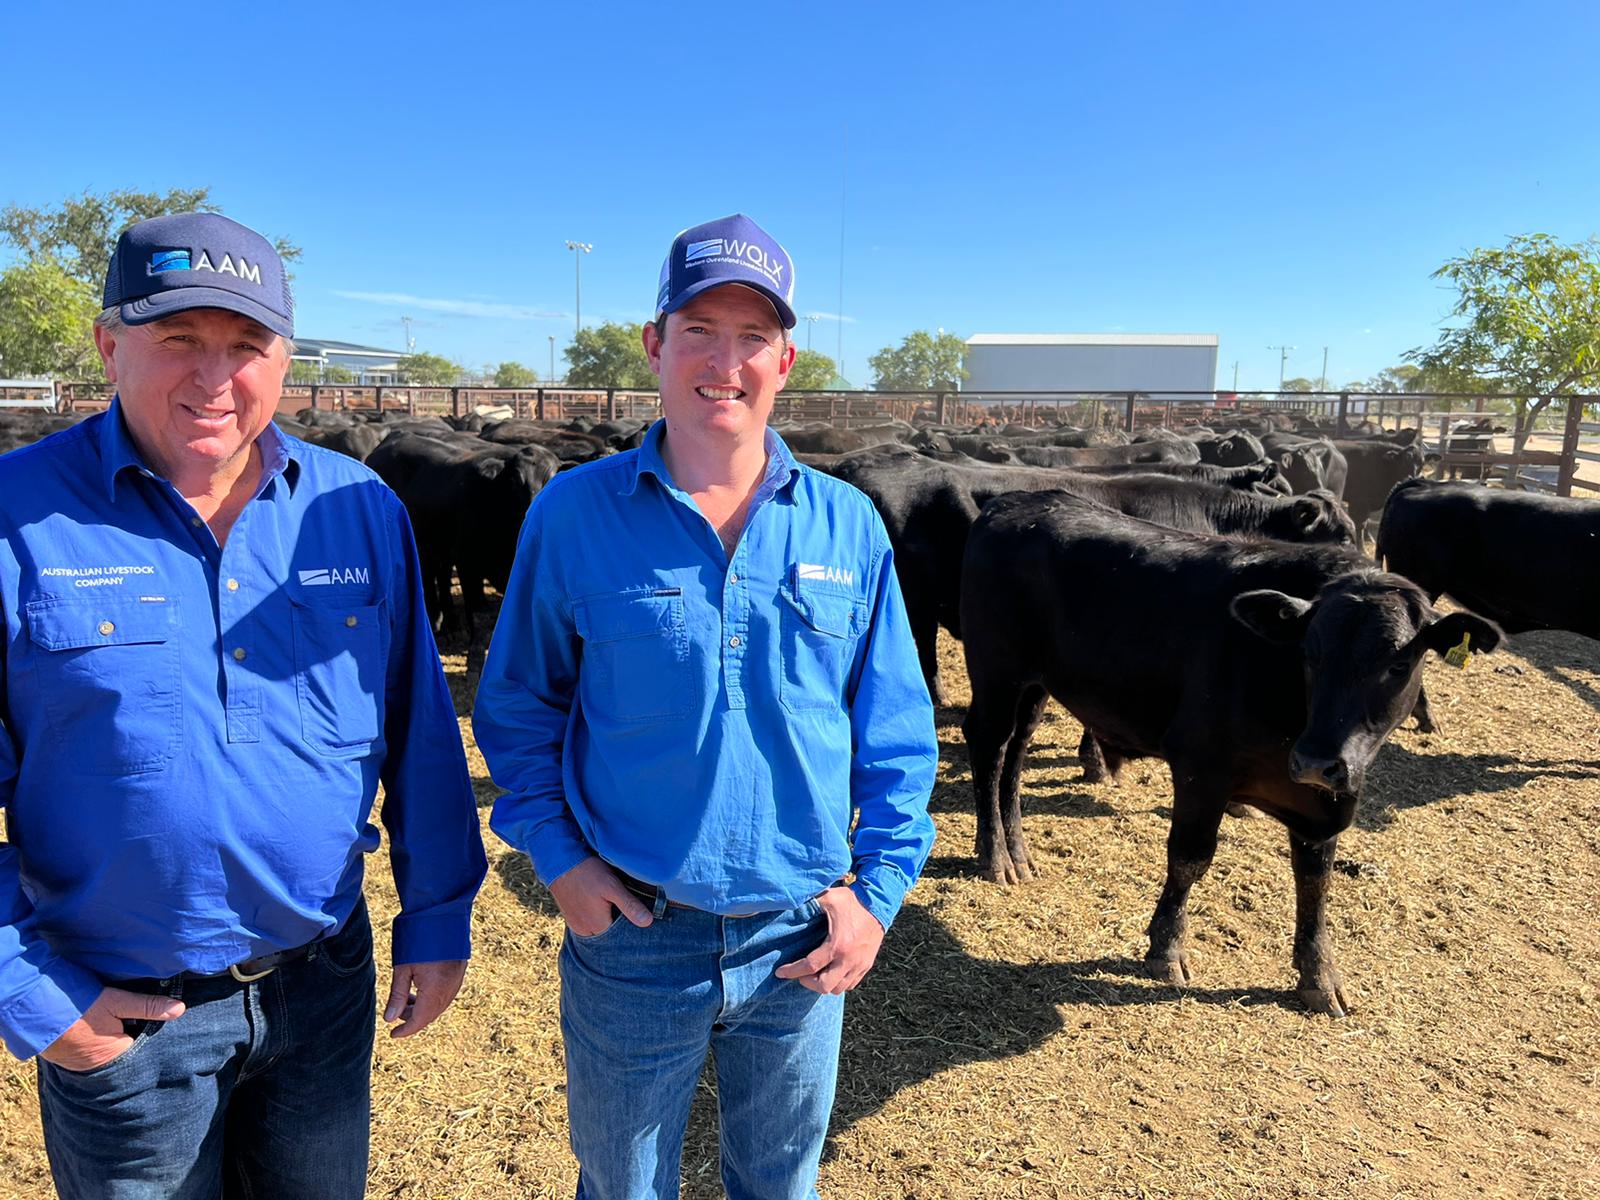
[1444,632,1472,670]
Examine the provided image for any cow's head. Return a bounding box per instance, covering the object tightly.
[1275,445,1326,494]
[1265,490,1358,544]
[1230,575,1502,798]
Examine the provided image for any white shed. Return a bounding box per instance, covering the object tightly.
[964,333,1219,399]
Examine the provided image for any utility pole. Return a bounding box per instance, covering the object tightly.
[548,334,556,385]
[402,316,415,353]
[565,240,592,339]
[1319,346,1329,391]
[1267,344,1296,392]
[805,313,820,353]
[1230,360,1239,391]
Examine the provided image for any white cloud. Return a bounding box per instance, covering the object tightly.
[333,290,564,321]
[802,311,857,324]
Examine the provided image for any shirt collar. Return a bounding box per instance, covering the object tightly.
[625,419,801,499]
[99,396,302,501]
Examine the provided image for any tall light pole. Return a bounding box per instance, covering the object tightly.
[548,334,556,385]
[1267,344,1296,392]
[1319,345,1329,391]
[1231,361,1240,391]
[805,313,820,353]
[565,240,592,339]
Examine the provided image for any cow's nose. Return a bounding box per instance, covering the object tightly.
[1289,751,1350,793]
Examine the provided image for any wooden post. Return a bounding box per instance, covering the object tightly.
[1124,392,1136,433]
[450,387,460,418]
[1336,392,1349,435]
[309,385,320,411]
[1557,395,1586,497]
[1434,411,1450,479]
[936,392,947,424]
[535,388,544,421]
[606,388,616,421]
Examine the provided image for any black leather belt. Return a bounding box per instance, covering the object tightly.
[187,940,319,983]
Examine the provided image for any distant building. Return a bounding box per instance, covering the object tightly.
[291,338,406,384]
[964,333,1219,399]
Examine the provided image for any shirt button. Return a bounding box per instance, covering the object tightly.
[232,647,247,662]
[728,635,741,648]
[190,517,203,528]
[98,620,115,636]
[226,578,239,592]
[729,573,739,584]
[345,615,358,628]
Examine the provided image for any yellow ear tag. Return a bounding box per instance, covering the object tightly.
[1443,632,1472,671]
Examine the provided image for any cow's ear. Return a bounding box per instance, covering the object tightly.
[1231,589,1315,644]
[1419,611,1504,657]
[1290,497,1325,531]
[1394,429,1418,447]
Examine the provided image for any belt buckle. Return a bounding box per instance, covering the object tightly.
[228,960,276,983]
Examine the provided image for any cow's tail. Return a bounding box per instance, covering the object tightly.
[1374,476,1428,569]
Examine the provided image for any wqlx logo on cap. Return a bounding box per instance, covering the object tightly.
[147,249,191,275]
[685,237,786,285]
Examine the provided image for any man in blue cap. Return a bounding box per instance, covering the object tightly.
[0,212,487,1198]
[475,213,937,1196]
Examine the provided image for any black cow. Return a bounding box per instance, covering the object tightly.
[1332,439,1424,549]
[960,491,1501,1015]
[368,433,560,639]
[1262,435,1350,498]
[1011,440,1201,469]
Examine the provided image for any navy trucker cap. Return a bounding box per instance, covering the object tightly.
[103,212,294,338]
[655,213,797,329]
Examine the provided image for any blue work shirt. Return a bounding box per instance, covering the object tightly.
[0,402,486,1059]
[474,421,936,929]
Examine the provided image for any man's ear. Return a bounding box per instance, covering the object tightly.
[1419,610,1504,656]
[92,322,119,384]
[640,319,664,378]
[774,337,796,389]
[1230,589,1315,644]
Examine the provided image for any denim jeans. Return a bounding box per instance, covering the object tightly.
[37,899,377,1200]
[561,897,845,1200]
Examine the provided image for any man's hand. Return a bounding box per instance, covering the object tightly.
[548,856,654,937]
[39,987,186,1071]
[775,887,885,995]
[385,960,468,1039]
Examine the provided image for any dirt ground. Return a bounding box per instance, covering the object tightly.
[3,617,1596,1200]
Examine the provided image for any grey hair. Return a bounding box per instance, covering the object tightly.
[95,306,296,358]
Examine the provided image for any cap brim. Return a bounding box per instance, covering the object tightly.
[121,287,294,339]
[659,278,797,330]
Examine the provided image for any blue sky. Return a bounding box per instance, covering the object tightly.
[3,1,1597,390]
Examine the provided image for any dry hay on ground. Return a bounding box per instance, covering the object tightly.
[3,617,1596,1199]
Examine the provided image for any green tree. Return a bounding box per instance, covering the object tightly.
[786,350,836,390]
[565,322,655,388]
[1408,233,1600,453]
[868,330,968,391]
[289,360,353,384]
[397,352,462,385]
[0,257,103,378]
[1,188,301,289]
[494,361,539,388]
[1280,377,1316,393]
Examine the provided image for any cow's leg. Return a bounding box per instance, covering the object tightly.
[1288,831,1349,1017]
[996,686,1049,882]
[963,686,1023,885]
[1410,685,1437,733]
[1145,784,1224,985]
[1078,728,1108,783]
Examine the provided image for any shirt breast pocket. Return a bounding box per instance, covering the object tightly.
[25,597,182,775]
[778,579,866,715]
[574,590,692,723]
[291,599,386,755]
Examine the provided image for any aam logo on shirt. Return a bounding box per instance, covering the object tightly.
[299,566,371,586]
[797,562,855,588]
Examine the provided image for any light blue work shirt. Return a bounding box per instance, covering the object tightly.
[0,402,486,1059]
[473,421,936,929]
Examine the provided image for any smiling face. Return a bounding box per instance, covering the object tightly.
[94,308,290,488]
[643,283,795,455]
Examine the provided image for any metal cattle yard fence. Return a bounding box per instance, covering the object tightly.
[24,383,1598,499]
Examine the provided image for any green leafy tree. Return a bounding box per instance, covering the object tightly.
[494,361,539,388]
[565,322,655,388]
[786,350,836,390]
[868,330,968,391]
[1408,233,1600,452]
[397,352,462,385]
[0,257,103,378]
[1280,377,1316,393]
[1,188,301,289]
[289,360,353,384]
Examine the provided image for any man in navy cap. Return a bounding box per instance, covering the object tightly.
[475,213,936,1196]
[0,212,486,1198]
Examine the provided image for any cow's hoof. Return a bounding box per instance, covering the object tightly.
[1145,952,1195,986]
[1081,762,1107,784]
[1297,965,1350,1017]
[1414,715,1438,734]
[979,854,1023,885]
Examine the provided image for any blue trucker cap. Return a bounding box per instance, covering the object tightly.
[655,213,796,329]
[103,212,294,338]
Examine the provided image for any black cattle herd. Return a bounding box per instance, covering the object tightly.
[3,403,1594,1016]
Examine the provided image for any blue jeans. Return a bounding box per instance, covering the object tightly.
[37,899,377,1200]
[561,897,845,1200]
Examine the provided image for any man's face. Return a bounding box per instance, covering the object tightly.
[94,308,289,483]
[643,284,795,447]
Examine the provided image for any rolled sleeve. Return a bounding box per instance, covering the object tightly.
[845,536,937,931]
[474,492,591,884]
[376,499,487,964]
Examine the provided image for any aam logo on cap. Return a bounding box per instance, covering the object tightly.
[147,249,191,275]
